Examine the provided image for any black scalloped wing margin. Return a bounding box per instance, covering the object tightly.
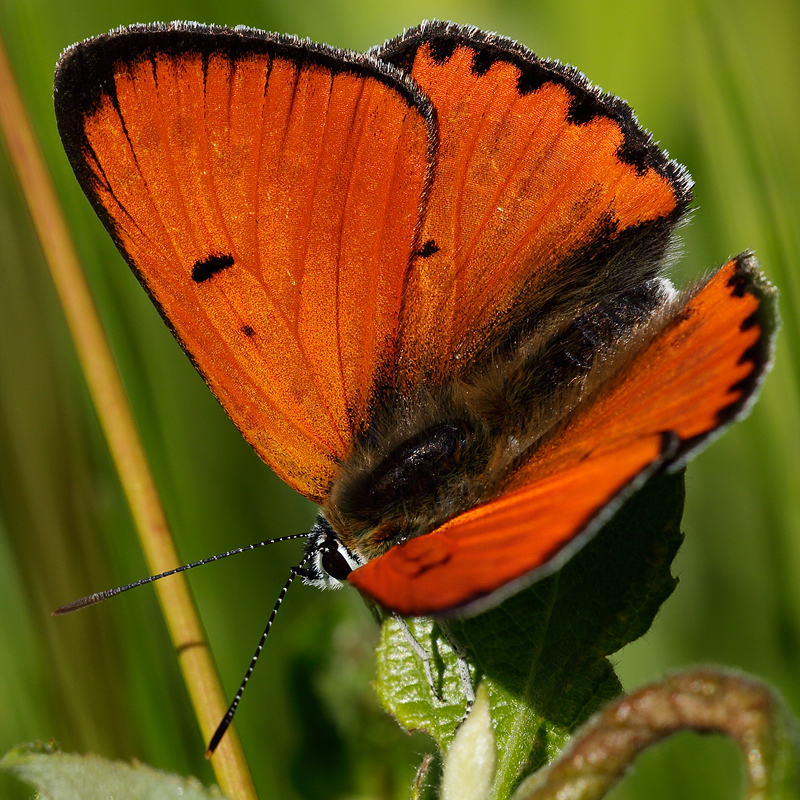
[374,20,692,197]
[670,252,779,469]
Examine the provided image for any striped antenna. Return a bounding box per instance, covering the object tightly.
[206,561,310,756]
[52,532,310,615]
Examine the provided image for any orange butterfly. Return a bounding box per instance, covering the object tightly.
[55,18,775,665]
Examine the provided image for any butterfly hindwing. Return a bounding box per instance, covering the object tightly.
[55,23,435,501]
[349,254,777,615]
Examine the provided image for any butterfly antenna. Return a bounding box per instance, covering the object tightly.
[52,533,310,615]
[206,560,308,757]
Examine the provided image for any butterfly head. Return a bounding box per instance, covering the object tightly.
[303,516,364,591]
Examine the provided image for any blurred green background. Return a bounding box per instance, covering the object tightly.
[0,0,798,798]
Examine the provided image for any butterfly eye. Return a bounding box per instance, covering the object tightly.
[321,545,353,580]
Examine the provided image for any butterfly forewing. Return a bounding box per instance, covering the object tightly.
[55,24,435,501]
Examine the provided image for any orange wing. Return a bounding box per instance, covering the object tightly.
[375,22,692,384]
[55,23,434,501]
[349,255,778,615]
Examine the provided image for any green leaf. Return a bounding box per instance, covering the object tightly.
[0,742,229,800]
[376,470,686,800]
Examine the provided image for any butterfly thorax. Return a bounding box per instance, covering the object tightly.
[326,415,492,561]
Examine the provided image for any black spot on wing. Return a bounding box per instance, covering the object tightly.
[416,239,439,258]
[192,253,234,283]
[242,324,255,337]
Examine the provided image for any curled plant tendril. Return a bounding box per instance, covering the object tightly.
[510,668,800,800]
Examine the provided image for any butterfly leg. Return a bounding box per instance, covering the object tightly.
[394,614,444,702]
[437,618,475,716]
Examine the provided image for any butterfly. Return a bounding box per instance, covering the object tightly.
[54,21,776,631]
